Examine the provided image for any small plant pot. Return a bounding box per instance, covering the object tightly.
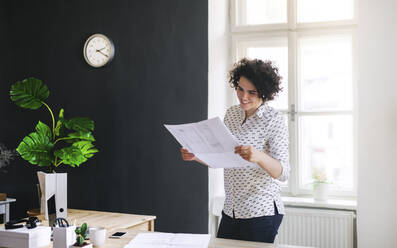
[0,193,6,201]
[313,182,329,201]
[71,243,93,248]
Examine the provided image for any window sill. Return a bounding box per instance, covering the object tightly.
[282,196,357,211]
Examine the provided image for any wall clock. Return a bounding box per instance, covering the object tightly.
[83,34,115,68]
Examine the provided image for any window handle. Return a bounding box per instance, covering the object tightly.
[288,104,297,121]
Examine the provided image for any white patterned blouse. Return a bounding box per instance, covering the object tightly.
[223,103,290,219]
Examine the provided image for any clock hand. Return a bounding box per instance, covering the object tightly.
[96,47,106,52]
[97,50,109,58]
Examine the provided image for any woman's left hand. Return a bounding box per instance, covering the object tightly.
[235,145,263,164]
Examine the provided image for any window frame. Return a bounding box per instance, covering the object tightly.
[231,0,359,32]
[230,0,358,197]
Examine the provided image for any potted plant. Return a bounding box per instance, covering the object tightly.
[312,168,330,201]
[72,223,92,248]
[9,77,98,217]
[0,143,17,201]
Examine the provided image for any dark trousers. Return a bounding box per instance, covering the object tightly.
[217,204,283,243]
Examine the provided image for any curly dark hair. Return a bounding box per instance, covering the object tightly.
[228,58,283,102]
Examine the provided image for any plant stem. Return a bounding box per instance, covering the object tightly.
[41,101,55,140]
[54,137,75,145]
[40,102,57,172]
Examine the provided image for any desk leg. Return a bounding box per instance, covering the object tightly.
[1,204,9,223]
[148,220,154,231]
[5,203,10,222]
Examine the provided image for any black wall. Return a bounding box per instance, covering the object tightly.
[0,0,208,233]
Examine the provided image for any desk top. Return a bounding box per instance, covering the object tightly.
[2,208,309,248]
[37,209,156,232]
[105,229,310,248]
[0,198,16,204]
[45,209,306,248]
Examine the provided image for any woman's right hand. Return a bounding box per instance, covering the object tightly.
[180,148,196,161]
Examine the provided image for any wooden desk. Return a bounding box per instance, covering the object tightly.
[37,209,156,233]
[40,210,307,248]
[105,229,311,248]
[2,209,310,248]
[1,209,156,248]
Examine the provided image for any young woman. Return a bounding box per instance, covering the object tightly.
[181,58,290,243]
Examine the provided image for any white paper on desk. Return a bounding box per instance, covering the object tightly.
[164,117,256,168]
[124,232,211,248]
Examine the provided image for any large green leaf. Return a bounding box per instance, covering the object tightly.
[67,131,95,142]
[54,146,87,167]
[35,120,53,140]
[10,77,49,110]
[73,141,98,158]
[16,121,54,166]
[64,117,94,132]
[54,141,97,167]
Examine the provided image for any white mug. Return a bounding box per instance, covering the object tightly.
[89,227,107,246]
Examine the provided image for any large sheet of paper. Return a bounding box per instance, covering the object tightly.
[124,232,211,248]
[164,117,256,168]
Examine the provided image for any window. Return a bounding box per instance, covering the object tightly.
[231,0,357,196]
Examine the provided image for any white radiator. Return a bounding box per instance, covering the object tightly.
[275,207,356,248]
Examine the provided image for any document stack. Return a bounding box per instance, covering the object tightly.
[124,232,211,248]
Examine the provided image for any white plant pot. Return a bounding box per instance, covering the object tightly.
[313,182,329,201]
[37,171,68,220]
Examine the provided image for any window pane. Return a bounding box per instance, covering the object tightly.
[299,115,353,191]
[297,0,354,23]
[247,45,288,110]
[298,35,352,111]
[237,0,287,26]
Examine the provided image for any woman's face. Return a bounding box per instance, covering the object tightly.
[236,76,263,115]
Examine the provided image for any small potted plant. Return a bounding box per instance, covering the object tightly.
[72,223,92,248]
[312,168,331,201]
[0,143,17,201]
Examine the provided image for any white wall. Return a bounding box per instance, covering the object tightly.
[357,0,397,247]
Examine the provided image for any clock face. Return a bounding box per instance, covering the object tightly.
[83,34,114,67]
